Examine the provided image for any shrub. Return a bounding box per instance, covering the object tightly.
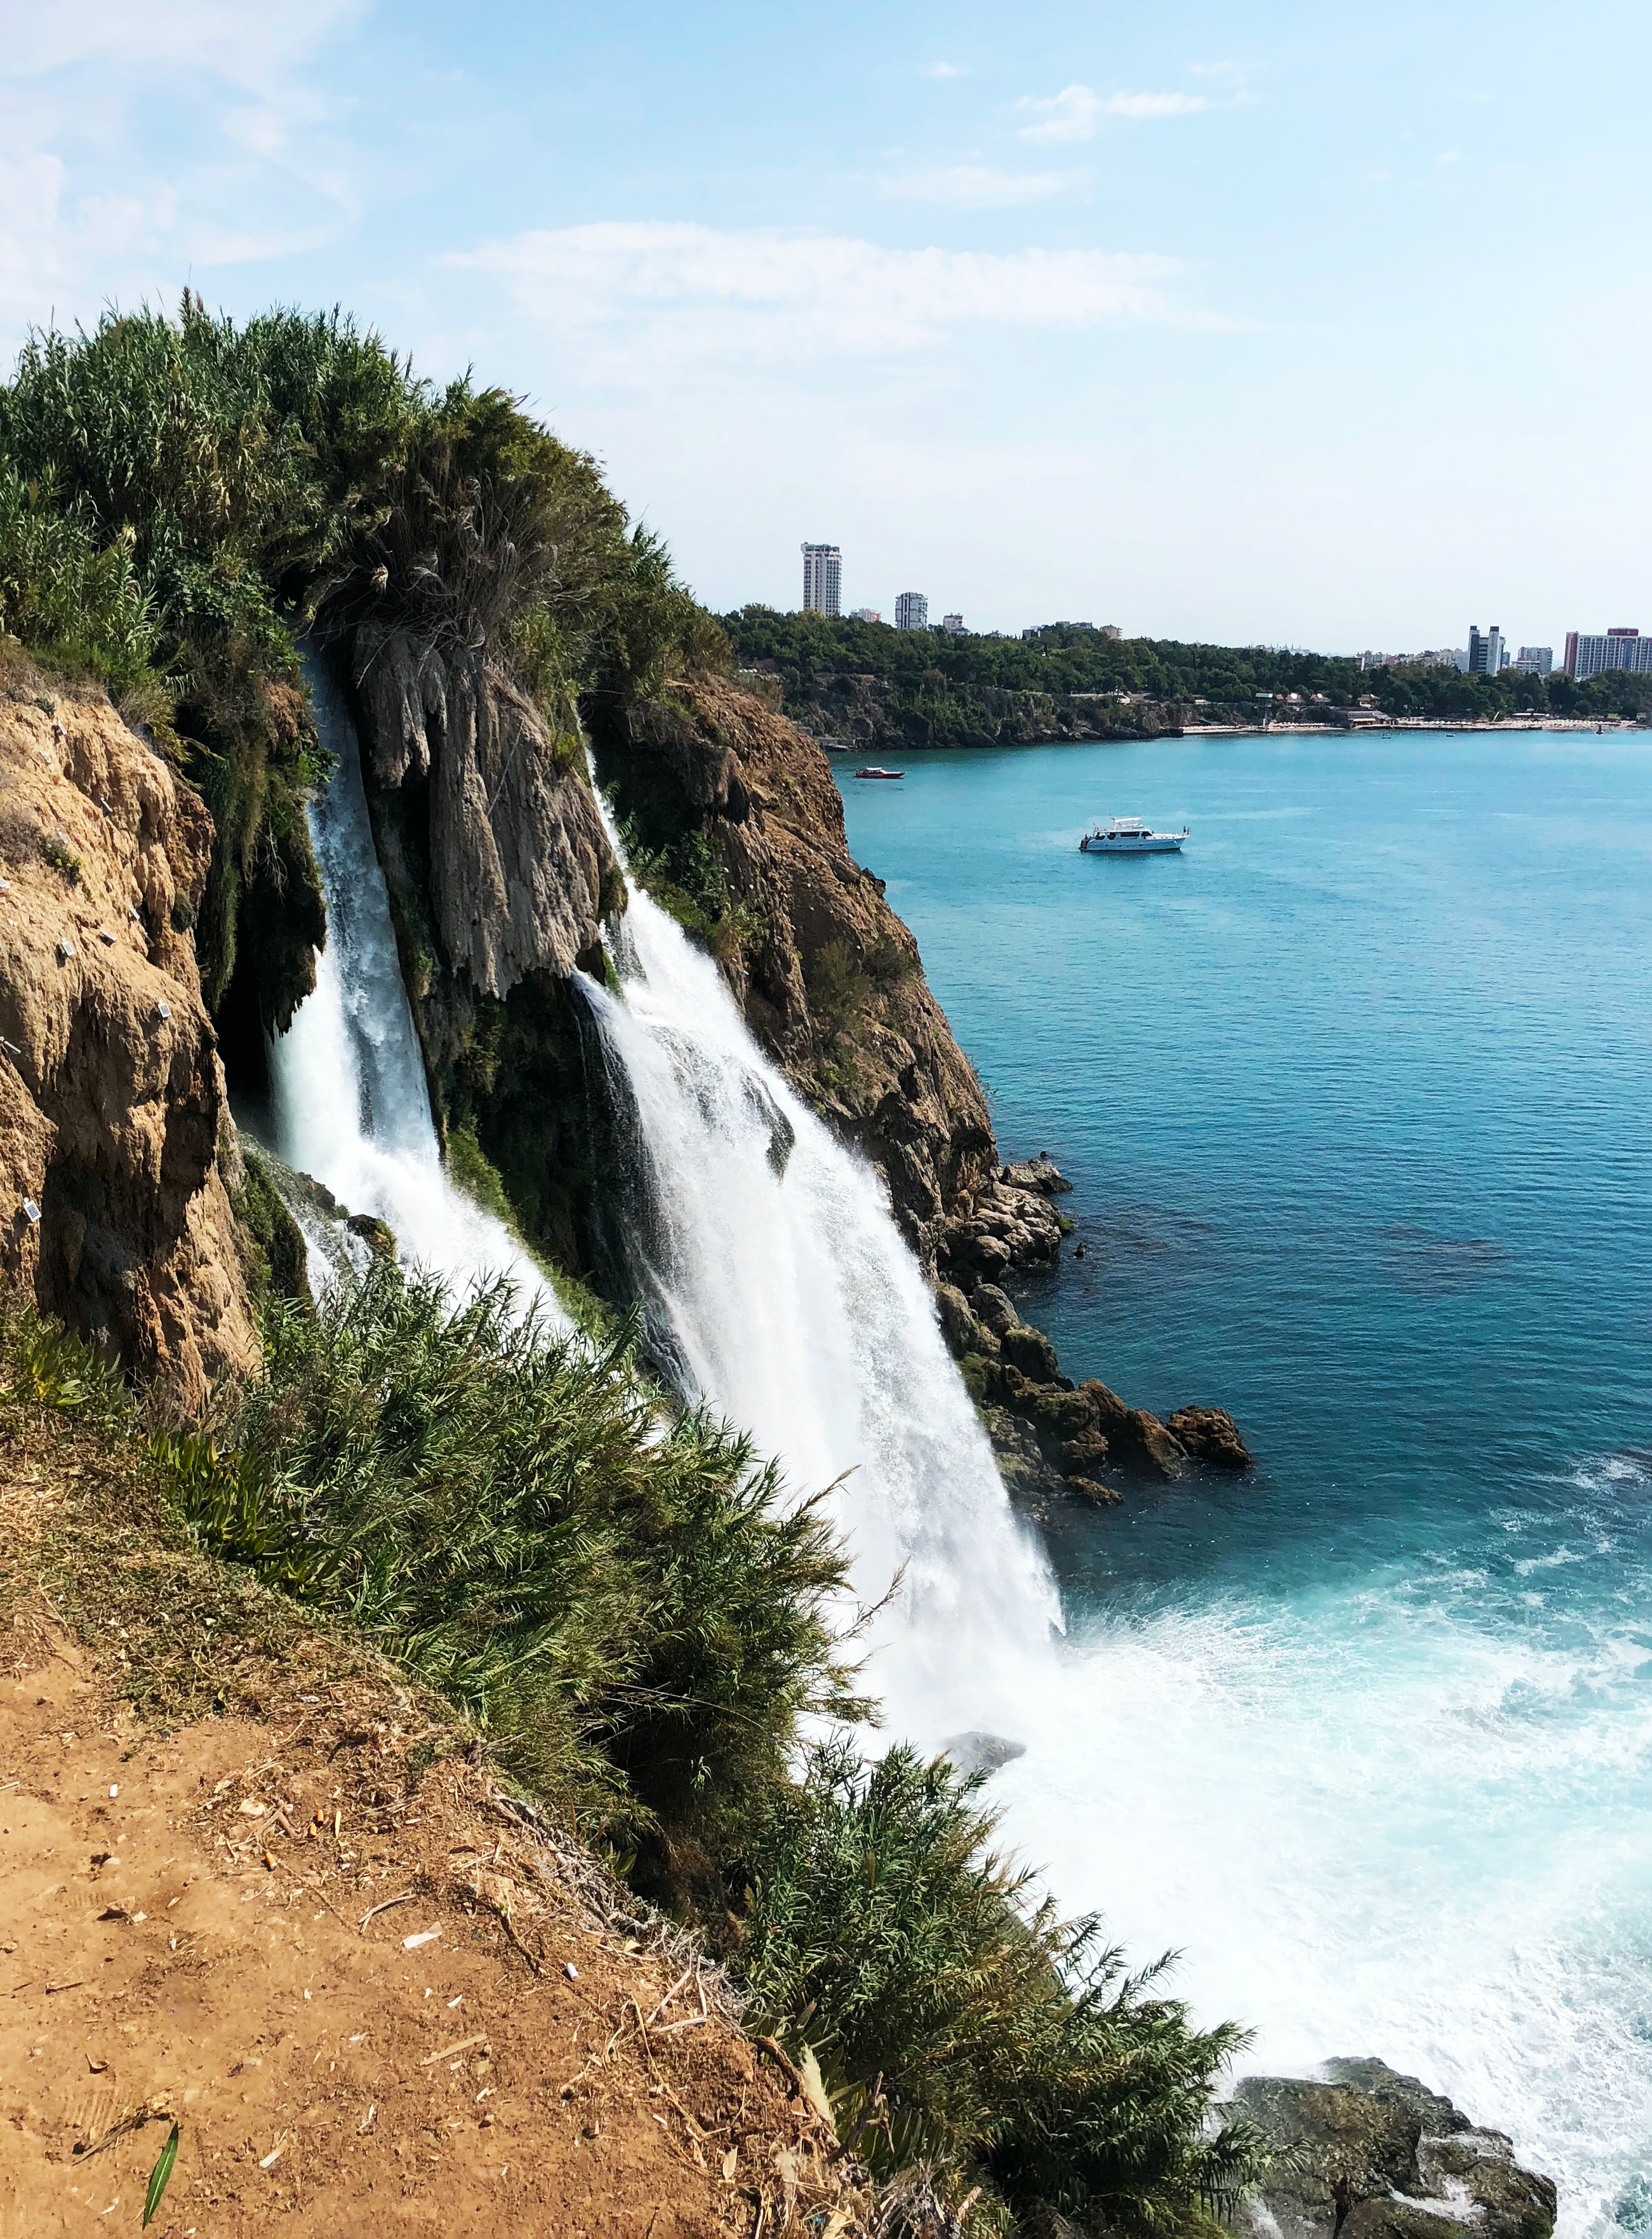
[164,1260,869,1859]
[39,829,81,881]
[804,939,869,1039]
[743,1737,1269,2233]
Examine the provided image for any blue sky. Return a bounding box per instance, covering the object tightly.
[3,0,1647,648]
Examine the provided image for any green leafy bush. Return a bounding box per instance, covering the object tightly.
[744,1737,1269,2233]
[165,1260,867,1862]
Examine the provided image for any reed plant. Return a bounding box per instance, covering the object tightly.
[745,1737,1269,2235]
[166,1259,869,1861]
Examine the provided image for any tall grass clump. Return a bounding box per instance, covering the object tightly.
[743,1738,1269,2235]
[0,297,728,1028]
[164,1258,868,1869]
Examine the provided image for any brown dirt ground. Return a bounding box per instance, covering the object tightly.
[0,1633,868,2239]
[0,1375,870,2239]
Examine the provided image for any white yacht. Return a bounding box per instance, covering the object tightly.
[1079,816,1189,854]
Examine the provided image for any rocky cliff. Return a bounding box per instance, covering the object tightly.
[764,665,1189,754]
[591,672,1072,1273]
[0,659,257,1403]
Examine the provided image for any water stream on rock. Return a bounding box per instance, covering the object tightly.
[265,655,570,1325]
[576,857,1060,1737]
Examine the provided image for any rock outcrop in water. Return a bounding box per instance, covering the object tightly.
[1232,2059,1556,2239]
[0,668,258,1401]
[936,1274,1251,1502]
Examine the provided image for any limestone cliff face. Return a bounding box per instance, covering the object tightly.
[351,625,616,1024]
[0,674,258,1402]
[593,674,1053,1271]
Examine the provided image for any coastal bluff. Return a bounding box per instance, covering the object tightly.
[0,667,256,1403]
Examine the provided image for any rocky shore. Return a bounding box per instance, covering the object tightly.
[1233,2059,1556,2239]
[928,1151,1251,1506]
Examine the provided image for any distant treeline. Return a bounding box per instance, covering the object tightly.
[724,608,1648,745]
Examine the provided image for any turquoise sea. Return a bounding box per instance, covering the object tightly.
[838,730,1652,2236]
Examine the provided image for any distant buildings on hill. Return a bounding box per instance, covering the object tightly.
[801,543,841,617]
[1564,627,1652,679]
[796,563,1639,683]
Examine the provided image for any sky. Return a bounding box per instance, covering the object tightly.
[1,0,1647,650]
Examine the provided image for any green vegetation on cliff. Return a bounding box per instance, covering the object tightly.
[0,299,719,1029]
[4,1290,1269,2236]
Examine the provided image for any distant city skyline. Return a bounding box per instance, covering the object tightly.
[795,573,1616,670]
[4,0,1647,652]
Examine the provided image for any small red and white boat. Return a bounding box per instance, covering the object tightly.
[852,766,905,780]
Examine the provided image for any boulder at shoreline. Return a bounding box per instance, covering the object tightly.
[1232,2059,1557,2239]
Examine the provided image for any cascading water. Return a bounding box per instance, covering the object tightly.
[578,855,1060,1743]
[267,655,569,1328]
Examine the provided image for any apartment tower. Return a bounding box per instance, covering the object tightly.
[895,591,928,631]
[801,544,842,617]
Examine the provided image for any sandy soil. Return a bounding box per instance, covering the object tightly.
[0,1631,863,2238]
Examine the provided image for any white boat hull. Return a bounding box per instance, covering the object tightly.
[1080,833,1185,853]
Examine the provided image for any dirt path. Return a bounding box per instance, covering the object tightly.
[0,1633,860,2238]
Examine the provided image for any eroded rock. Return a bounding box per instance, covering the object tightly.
[1232,2060,1557,2239]
[352,627,615,1002]
[0,679,258,1402]
[1166,1404,1253,1469]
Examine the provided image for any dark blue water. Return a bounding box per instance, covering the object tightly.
[839,732,1652,2235]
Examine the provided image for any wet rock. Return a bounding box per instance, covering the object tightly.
[942,1174,1065,1279]
[1060,1428,1112,1474]
[1232,2060,1556,2239]
[935,1282,982,1358]
[1065,1475,1121,1506]
[999,1156,1072,1196]
[1166,1404,1253,1469]
[345,1212,397,1260]
[943,1732,1028,1777]
[1000,1322,1061,1382]
[1121,1407,1187,1478]
[970,1283,1020,1339]
[352,626,615,1000]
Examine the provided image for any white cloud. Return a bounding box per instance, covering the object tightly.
[2,0,366,86]
[0,0,370,351]
[882,164,1073,208]
[924,61,966,80]
[450,222,1219,389]
[1017,84,1211,144]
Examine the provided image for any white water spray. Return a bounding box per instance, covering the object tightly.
[579,857,1060,1744]
[267,655,570,1328]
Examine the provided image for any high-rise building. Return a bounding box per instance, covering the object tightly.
[1563,627,1652,679]
[801,544,842,617]
[850,607,881,624]
[894,591,928,631]
[1467,624,1505,676]
[940,613,965,634]
[1515,646,1553,676]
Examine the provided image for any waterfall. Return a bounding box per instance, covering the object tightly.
[267,653,570,1330]
[578,853,1060,1744]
